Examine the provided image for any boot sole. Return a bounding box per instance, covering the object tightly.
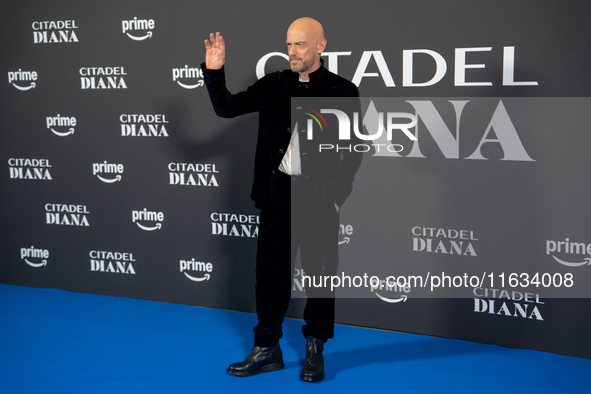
[300,372,325,382]
[227,361,285,377]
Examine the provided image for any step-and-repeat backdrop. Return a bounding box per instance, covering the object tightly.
[2,0,591,358]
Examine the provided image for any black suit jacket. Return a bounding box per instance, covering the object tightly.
[201,60,362,211]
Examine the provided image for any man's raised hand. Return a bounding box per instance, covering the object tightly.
[204,32,226,70]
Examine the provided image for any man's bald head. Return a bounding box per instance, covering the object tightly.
[287,17,325,43]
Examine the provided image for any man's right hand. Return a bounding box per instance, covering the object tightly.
[204,32,225,70]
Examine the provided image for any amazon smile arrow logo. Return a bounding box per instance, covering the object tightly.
[24,258,47,267]
[552,255,591,267]
[126,31,153,41]
[12,82,36,91]
[338,237,350,245]
[50,127,74,137]
[97,174,122,183]
[176,80,204,89]
[183,272,211,282]
[136,222,162,231]
[375,293,408,303]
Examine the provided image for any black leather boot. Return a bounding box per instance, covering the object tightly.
[300,336,325,382]
[227,343,284,377]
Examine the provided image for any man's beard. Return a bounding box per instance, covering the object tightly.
[290,56,314,74]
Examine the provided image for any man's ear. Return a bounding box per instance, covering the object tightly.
[317,38,327,55]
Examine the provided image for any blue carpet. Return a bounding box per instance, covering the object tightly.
[1,284,589,393]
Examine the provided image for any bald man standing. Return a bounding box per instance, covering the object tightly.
[202,18,362,382]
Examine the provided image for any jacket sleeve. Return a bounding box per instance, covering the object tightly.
[333,83,363,208]
[201,63,266,118]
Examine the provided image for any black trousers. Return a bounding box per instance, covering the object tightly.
[253,172,339,347]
